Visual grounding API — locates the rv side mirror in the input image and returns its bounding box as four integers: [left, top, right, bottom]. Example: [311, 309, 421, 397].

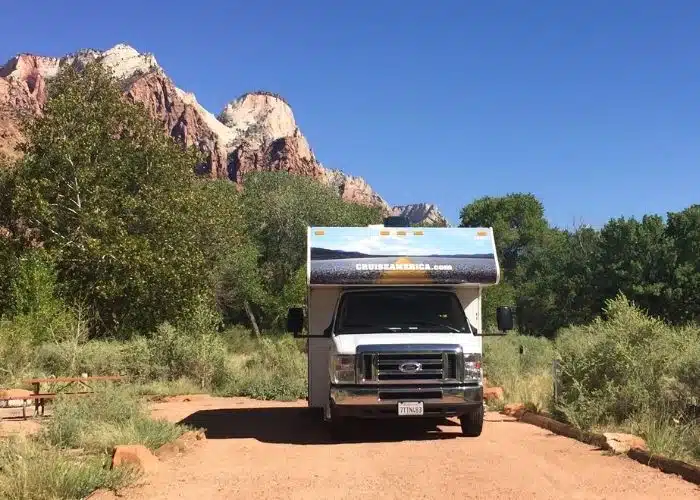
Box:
[496, 306, 514, 332]
[286, 307, 304, 335]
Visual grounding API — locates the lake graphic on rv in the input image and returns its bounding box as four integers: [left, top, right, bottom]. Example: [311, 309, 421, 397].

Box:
[308, 227, 499, 285]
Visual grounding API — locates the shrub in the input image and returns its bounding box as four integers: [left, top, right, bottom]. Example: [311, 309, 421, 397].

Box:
[0, 435, 131, 500]
[147, 322, 230, 390]
[554, 293, 700, 462]
[0, 317, 35, 385]
[42, 386, 185, 454]
[33, 320, 230, 391]
[220, 325, 260, 354]
[219, 336, 307, 401]
[483, 331, 554, 411]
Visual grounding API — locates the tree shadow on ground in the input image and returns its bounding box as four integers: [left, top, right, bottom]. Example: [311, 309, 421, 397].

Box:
[178, 407, 463, 445]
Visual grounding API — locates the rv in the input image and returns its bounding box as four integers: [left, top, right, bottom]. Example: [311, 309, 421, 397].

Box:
[286, 217, 513, 437]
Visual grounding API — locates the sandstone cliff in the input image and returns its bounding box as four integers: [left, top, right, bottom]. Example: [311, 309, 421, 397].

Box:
[0, 43, 445, 224]
[390, 204, 448, 226]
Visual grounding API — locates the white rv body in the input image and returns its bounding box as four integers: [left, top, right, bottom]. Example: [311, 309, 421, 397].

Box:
[287, 223, 511, 437]
[306, 286, 483, 410]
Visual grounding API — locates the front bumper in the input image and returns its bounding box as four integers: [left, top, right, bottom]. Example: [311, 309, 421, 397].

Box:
[330, 384, 483, 418]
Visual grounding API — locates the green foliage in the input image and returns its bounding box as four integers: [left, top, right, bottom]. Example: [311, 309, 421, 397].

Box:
[148, 322, 229, 390]
[0, 166, 19, 315]
[42, 386, 185, 453]
[0, 435, 131, 500]
[459, 193, 549, 276]
[218, 335, 307, 401]
[217, 170, 382, 330]
[12, 61, 211, 336]
[515, 226, 599, 337]
[483, 332, 554, 411]
[458, 194, 700, 335]
[32, 318, 230, 391]
[553, 294, 700, 462]
[0, 236, 17, 316]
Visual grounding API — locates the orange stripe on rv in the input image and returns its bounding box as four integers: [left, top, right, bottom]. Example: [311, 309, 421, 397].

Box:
[314, 230, 325, 236]
[477, 230, 488, 236]
[413, 230, 424, 236]
[379, 230, 390, 236]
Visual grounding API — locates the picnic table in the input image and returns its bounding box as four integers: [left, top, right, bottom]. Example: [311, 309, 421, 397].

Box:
[0, 375, 125, 419]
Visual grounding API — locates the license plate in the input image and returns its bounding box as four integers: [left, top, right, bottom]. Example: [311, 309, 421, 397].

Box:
[397, 401, 424, 416]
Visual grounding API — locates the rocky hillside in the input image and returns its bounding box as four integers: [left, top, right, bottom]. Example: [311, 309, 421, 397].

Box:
[0, 43, 446, 224]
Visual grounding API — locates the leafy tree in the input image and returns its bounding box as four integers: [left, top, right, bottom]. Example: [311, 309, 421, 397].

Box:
[663, 205, 700, 324]
[515, 226, 599, 337]
[193, 179, 248, 282]
[12, 62, 210, 337]
[459, 193, 550, 329]
[216, 238, 267, 337]
[0, 159, 20, 315]
[592, 215, 673, 319]
[224, 171, 382, 330]
[459, 193, 549, 277]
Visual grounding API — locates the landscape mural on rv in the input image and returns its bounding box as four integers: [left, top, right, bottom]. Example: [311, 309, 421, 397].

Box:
[308, 227, 499, 285]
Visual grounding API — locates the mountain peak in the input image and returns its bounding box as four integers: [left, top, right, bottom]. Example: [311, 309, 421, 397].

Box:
[219, 91, 298, 149]
[0, 43, 445, 226]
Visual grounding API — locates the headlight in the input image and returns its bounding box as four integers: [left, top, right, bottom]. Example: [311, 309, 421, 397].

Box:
[330, 354, 356, 384]
[464, 353, 482, 382]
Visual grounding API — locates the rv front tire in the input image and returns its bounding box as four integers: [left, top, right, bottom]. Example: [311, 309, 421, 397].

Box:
[459, 405, 484, 437]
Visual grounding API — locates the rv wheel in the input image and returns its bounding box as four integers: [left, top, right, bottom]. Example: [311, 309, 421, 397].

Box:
[459, 405, 484, 437]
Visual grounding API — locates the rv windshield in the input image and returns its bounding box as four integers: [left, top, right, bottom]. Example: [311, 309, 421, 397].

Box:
[334, 289, 472, 334]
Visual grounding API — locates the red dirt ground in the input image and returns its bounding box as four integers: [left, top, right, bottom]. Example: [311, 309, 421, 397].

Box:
[110, 396, 699, 500]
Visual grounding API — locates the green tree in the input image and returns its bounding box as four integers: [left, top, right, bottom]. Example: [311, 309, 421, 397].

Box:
[0, 158, 20, 315]
[592, 215, 673, 320]
[225, 171, 382, 330]
[516, 225, 599, 337]
[216, 238, 267, 336]
[663, 205, 700, 324]
[12, 62, 210, 337]
[459, 193, 550, 329]
[459, 193, 549, 276]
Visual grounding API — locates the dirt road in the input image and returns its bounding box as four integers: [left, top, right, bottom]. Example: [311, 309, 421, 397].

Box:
[120, 396, 698, 500]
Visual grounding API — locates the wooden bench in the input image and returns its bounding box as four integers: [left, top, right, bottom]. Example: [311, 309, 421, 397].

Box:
[0, 375, 127, 420]
[0, 392, 93, 420]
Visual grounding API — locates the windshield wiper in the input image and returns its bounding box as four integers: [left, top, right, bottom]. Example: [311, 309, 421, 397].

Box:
[399, 321, 464, 333]
[339, 324, 403, 333]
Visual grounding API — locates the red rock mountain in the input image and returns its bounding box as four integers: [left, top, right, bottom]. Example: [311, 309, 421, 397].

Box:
[0, 44, 446, 225]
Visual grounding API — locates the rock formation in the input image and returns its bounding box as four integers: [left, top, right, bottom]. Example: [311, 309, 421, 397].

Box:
[0, 43, 446, 224]
[390, 203, 449, 226]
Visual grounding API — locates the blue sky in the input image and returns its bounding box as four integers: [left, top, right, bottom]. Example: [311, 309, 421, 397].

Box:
[2, 1, 699, 228]
[311, 227, 493, 256]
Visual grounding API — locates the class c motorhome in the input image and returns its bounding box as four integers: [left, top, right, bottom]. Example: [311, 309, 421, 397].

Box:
[286, 218, 514, 438]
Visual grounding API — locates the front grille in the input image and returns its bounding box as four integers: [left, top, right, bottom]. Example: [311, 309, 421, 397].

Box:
[357, 344, 463, 384]
[376, 352, 444, 381]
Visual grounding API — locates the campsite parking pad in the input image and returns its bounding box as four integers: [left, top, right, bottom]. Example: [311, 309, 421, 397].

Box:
[119, 396, 699, 500]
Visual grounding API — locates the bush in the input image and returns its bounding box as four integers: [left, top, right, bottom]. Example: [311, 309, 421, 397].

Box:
[148, 322, 229, 390]
[32, 320, 230, 391]
[554, 293, 700, 462]
[0, 317, 36, 385]
[0, 435, 131, 500]
[483, 331, 554, 411]
[219, 336, 307, 401]
[42, 386, 185, 454]
[220, 325, 261, 355]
